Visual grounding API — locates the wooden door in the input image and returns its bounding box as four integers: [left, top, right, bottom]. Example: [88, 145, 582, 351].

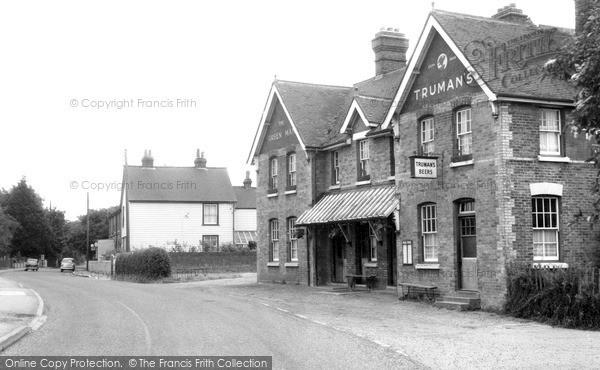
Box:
[459, 215, 477, 290]
[333, 237, 345, 283]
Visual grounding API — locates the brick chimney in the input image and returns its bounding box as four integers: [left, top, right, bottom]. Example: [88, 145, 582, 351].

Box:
[141, 150, 154, 167]
[243, 171, 252, 189]
[575, 0, 594, 33]
[194, 149, 207, 169]
[372, 28, 408, 76]
[492, 3, 534, 25]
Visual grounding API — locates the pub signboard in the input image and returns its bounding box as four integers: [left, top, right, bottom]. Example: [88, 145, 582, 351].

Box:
[410, 155, 438, 178]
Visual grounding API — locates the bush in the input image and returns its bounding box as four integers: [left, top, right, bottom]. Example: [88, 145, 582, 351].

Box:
[248, 241, 257, 250]
[505, 262, 600, 329]
[115, 247, 171, 281]
[101, 249, 121, 261]
[219, 242, 250, 253]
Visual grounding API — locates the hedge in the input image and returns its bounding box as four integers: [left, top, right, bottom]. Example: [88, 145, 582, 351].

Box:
[505, 262, 600, 329]
[115, 247, 171, 280]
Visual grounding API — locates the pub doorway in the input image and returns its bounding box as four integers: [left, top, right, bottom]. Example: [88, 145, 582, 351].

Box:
[457, 199, 477, 290]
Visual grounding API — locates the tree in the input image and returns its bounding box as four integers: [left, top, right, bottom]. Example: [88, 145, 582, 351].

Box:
[45, 206, 67, 260]
[0, 178, 53, 259]
[546, 1, 600, 225]
[63, 206, 118, 258]
[546, 0, 600, 141]
[0, 206, 19, 255]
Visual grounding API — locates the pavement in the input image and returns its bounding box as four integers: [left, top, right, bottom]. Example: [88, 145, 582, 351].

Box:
[0, 268, 45, 352]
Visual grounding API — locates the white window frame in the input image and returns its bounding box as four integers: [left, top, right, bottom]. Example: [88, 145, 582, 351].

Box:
[359, 140, 370, 178]
[270, 157, 278, 190]
[369, 227, 378, 262]
[270, 219, 280, 262]
[532, 197, 559, 261]
[456, 108, 472, 156]
[540, 109, 562, 156]
[288, 218, 298, 262]
[333, 151, 340, 185]
[203, 204, 218, 225]
[288, 153, 296, 187]
[421, 117, 435, 155]
[421, 204, 438, 262]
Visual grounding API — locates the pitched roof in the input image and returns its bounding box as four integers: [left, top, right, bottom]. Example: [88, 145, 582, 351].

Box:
[274, 80, 352, 147]
[324, 68, 405, 145]
[233, 186, 256, 209]
[125, 166, 237, 202]
[355, 67, 405, 125]
[432, 9, 576, 101]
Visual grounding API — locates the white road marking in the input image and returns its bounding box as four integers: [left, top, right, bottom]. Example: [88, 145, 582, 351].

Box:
[373, 340, 390, 348]
[30, 316, 47, 331]
[0, 291, 26, 296]
[119, 302, 152, 353]
[257, 301, 412, 359]
[29, 288, 46, 331]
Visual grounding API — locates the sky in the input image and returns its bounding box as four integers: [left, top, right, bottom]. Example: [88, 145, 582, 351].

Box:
[0, 0, 575, 220]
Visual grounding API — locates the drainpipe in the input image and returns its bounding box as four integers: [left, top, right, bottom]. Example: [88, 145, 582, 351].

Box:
[308, 149, 319, 286]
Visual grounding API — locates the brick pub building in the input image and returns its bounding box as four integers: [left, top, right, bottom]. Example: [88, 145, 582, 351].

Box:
[249, 2, 599, 309]
[248, 28, 406, 287]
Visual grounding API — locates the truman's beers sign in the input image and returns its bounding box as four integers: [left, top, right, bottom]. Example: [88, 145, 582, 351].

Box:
[410, 156, 438, 178]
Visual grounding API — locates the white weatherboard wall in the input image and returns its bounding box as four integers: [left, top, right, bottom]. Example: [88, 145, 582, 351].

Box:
[128, 202, 234, 249]
[234, 209, 257, 231]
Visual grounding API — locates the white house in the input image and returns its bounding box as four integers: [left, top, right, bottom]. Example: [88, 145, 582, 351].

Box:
[119, 150, 241, 251]
[233, 171, 257, 247]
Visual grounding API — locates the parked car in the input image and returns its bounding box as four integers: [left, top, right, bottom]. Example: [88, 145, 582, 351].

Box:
[25, 258, 39, 271]
[60, 258, 75, 272]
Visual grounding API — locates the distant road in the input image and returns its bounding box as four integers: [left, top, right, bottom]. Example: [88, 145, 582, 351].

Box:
[2, 269, 416, 369]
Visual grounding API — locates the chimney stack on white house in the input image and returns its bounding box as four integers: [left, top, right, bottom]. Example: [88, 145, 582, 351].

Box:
[141, 150, 154, 167]
[491, 3, 534, 25]
[243, 170, 252, 189]
[371, 27, 409, 76]
[194, 149, 207, 169]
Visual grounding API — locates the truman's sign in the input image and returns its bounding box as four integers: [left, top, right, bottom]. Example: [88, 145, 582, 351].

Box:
[403, 33, 481, 112]
[410, 156, 438, 178]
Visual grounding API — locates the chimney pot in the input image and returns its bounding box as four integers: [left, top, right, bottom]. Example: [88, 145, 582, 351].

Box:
[194, 150, 207, 169]
[141, 149, 154, 167]
[243, 171, 252, 188]
[492, 3, 533, 25]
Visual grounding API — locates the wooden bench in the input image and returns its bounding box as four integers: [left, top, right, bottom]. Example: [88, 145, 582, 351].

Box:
[345, 275, 377, 291]
[397, 283, 437, 301]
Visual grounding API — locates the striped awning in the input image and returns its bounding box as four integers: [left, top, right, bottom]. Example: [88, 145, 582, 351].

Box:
[296, 185, 398, 225]
[234, 231, 257, 245]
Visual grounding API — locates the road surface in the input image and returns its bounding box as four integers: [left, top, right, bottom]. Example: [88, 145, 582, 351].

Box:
[1, 269, 419, 369]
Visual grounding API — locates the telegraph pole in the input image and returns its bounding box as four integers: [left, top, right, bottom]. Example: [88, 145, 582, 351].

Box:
[86, 192, 90, 271]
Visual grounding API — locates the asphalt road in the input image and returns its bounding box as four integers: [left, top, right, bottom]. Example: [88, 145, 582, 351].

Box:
[1, 269, 418, 369]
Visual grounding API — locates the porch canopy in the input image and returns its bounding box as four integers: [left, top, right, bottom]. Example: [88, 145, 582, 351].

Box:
[296, 185, 398, 226]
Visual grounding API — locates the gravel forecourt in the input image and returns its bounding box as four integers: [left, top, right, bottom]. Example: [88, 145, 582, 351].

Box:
[178, 274, 600, 369]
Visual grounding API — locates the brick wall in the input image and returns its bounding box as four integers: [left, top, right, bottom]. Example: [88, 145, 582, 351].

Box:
[396, 93, 504, 308]
[504, 103, 597, 266]
[396, 97, 600, 309]
[256, 143, 313, 285]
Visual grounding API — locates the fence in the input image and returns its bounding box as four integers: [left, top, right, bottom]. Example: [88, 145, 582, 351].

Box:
[505, 262, 600, 329]
[506, 263, 600, 296]
[88, 260, 113, 274]
[0, 256, 10, 270]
